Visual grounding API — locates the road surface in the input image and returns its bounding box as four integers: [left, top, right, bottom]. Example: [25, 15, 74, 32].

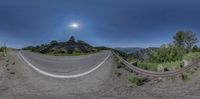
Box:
[0, 50, 113, 96]
[19, 51, 111, 78]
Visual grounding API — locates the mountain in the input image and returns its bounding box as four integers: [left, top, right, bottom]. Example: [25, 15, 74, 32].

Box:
[23, 36, 98, 54]
[130, 47, 159, 61]
[115, 47, 143, 54]
[95, 46, 111, 50]
[114, 47, 159, 61]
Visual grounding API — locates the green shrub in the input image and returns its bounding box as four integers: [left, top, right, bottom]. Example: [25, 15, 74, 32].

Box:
[0, 47, 3, 52]
[148, 44, 186, 63]
[116, 62, 126, 69]
[183, 52, 200, 62]
[190, 70, 195, 75]
[12, 62, 15, 65]
[194, 67, 198, 71]
[181, 74, 190, 82]
[116, 64, 122, 69]
[136, 31, 199, 71]
[129, 76, 146, 86]
[124, 65, 133, 73]
[162, 61, 182, 70]
[114, 70, 121, 77]
[138, 62, 158, 71]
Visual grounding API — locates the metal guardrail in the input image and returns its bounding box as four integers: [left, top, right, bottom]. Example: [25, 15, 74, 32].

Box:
[113, 52, 200, 77]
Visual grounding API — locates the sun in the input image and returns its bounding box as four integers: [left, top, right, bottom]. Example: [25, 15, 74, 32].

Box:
[69, 23, 79, 28]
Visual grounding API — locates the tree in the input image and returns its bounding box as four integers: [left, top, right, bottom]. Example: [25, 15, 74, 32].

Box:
[148, 44, 186, 63]
[192, 45, 199, 52]
[173, 31, 185, 48]
[184, 31, 198, 52]
[147, 31, 198, 63]
[173, 31, 198, 52]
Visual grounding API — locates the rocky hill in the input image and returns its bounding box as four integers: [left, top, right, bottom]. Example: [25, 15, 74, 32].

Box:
[23, 36, 98, 54]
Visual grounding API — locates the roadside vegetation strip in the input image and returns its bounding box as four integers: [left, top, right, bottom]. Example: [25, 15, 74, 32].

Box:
[113, 52, 200, 77]
[18, 51, 111, 79]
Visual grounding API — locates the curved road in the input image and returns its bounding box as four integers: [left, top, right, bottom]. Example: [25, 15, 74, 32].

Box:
[114, 52, 200, 77]
[19, 51, 111, 78]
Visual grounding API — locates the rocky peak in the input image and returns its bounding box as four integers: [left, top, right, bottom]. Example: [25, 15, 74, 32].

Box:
[67, 36, 76, 44]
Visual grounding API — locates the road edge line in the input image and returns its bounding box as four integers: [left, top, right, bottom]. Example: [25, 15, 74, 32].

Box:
[19, 51, 110, 79]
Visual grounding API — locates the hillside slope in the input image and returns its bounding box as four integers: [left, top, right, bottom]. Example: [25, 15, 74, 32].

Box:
[23, 36, 98, 55]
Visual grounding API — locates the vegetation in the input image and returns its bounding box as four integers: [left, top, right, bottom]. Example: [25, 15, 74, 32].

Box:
[125, 31, 200, 72]
[114, 69, 121, 77]
[181, 73, 190, 82]
[138, 62, 158, 71]
[149, 31, 198, 63]
[116, 62, 123, 69]
[0, 47, 3, 52]
[173, 31, 198, 52]
[113, 31, 199, 85]
[150, 31, 198, 62]
[23, 36, 99, 56]
[183, 52, 200, 62]
[0, 46, 7, 56]
[113, 55, 123, 77]
[138, 50, 200, 71]
[129, 76, 147, 86]
[148, 44, 186, 63]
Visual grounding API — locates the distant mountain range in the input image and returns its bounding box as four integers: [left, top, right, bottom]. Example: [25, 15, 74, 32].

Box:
[23, 36, 99, 54]
[115, 47, 159, 54]
[23, 36, 159, 59]
[115, 47, 159, 61]
[115, 47, 143, 54]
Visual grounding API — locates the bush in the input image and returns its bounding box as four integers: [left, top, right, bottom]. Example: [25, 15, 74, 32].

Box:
[129, 76, 147, 86]
[0, 47, 3, 52]
[117, 64, 122, 69]
[183, 52, 200, 62]
[148, 44, 186, 63]
[162, 61, 182, 70]
[117, 62, 125, 69]
[181, 74, 190, 82]
[124, 65, 133, 73]
[138, 62, 158, 71]
[114, 70, 121, 77]
[0, 47, 6, 52]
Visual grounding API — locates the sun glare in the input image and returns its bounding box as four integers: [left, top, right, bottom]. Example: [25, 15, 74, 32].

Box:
[69, 23, 79, 28]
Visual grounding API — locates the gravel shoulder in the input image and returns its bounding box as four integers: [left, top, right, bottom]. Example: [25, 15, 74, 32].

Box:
[1, 51, 200, 99]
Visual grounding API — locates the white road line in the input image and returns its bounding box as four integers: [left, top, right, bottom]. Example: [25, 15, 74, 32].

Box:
[19, 51, 110, 79]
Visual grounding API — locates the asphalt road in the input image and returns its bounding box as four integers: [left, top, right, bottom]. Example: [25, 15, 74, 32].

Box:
[20, 51, 111, 75]
[0, 50, 114, 97]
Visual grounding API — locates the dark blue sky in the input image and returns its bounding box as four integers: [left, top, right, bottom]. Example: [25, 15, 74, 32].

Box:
[0, 0, 200, 48]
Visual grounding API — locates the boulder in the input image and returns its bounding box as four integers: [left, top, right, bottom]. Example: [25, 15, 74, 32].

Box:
[157, 64, 164, 72]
